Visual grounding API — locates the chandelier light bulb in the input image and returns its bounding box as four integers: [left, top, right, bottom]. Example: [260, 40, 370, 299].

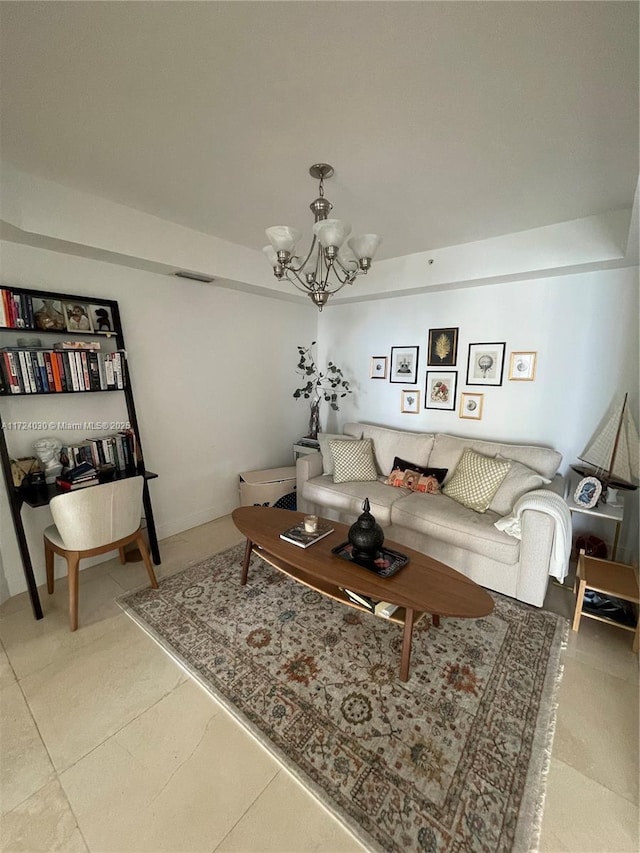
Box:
[312, 219, 351, 251]
[265, 225, 302, 254]
[347, 234, 382, 263]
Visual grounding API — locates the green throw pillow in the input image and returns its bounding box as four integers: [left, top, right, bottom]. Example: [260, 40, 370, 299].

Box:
[442, 447, 511, 512]
[330, 438, 378, 484]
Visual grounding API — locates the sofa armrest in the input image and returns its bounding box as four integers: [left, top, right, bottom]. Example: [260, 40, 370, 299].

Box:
[296, 451, 323, 484]
[296, 452, 323, 514]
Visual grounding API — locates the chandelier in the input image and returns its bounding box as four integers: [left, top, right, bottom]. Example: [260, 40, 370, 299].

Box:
[263, 164, 382, 311]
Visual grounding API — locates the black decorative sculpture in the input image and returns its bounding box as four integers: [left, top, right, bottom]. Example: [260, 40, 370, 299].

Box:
[348, 498, 384, 560]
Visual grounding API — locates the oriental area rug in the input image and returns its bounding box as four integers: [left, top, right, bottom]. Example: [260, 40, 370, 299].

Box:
[118, 544, 568, 853]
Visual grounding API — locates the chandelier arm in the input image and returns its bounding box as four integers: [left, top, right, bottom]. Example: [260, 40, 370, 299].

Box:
[289, 234, 319, 274]
[283, 269, 314, 293]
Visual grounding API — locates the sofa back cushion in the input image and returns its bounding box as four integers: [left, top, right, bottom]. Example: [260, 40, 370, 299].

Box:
[488, 459, 552, 516]
[342, 422, 435, 475]
[318, 431, 361, 475]
[430, 433, 561, 481]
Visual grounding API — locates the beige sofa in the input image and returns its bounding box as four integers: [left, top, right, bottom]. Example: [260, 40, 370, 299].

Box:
[296, 422, 564, 607]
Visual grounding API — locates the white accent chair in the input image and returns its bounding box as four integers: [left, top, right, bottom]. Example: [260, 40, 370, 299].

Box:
[44, 476, 158, 631]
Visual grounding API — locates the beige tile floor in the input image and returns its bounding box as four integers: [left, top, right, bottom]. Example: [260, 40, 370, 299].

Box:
[0, 515, 638, 852]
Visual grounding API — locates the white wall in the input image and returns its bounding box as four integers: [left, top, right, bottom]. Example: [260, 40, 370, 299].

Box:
[318, 267, 640, 562]
[0, 241, 317, 598]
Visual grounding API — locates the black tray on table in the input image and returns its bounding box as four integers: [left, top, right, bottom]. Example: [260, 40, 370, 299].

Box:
[331, 542, 409, 578]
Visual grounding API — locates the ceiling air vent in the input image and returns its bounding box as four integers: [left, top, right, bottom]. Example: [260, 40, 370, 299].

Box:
[173, 270, 215, 284]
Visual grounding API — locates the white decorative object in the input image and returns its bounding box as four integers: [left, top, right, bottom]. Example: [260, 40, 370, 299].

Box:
[33, 437, 63, 484]
[573, 476, 602, 509]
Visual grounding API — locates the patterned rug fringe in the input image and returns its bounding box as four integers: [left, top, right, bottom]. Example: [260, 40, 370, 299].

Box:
[118, 543, 568, 853]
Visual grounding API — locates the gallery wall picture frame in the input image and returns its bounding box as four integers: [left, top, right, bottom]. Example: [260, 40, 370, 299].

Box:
[401, 389, 421, 414]
[370, 356, 388, 379]
[509, 351, 537, 381]
[459, 392, 484, 420]
[425, 370, 457, 411]
[427, 327, 458, 366]
[466, 342, 506, 386]
[63, 301, 93, 333]
[390, 346, 419, 384]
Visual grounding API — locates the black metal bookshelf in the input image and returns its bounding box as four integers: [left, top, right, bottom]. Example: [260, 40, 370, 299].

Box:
[0, 285, 161, 620]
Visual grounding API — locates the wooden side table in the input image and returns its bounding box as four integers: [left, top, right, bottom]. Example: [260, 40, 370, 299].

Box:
[572, 550, 639, 652]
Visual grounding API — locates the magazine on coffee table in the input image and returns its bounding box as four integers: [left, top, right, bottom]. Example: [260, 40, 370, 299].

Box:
[280, 522, 334, 548]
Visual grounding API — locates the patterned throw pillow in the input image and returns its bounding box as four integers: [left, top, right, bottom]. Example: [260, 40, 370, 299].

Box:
[330, 438, 378, 484]
[387, 456, 448, 484]
[442, 448, 511, 512]
[386, 467, 442, 494]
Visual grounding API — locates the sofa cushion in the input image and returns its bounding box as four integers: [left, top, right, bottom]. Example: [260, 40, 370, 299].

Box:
[430, 433, 562, 481]
[390, 491, 519, 565]
[442, 448, 511, 512]
[318, 432, 360, 475]
[389, 456, 448, 484]
[303, 475, 402, 526]
[330, 438, 378, 484]
[342, 422, 435, 475]
[489, 458, 552, 516]
[386, 467, 441, 494]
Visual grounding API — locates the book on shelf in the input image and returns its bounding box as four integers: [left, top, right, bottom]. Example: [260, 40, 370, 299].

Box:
[374, 601, 399, 619]
[0, 345, 126, 394]
[342, 588, 376, 610]
[53, 341, 102, 351]
[296, 437, 320, 448]
[60, 430, 137, 474]
[55, 475, 99, 490]
[279, 521, 334, 548]
[341, 589, 399, 619]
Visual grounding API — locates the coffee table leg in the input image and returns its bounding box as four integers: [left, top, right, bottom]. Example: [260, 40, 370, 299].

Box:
[241, 538, 253, 585]
[400, 607, 415, 682]
[432, 614, 440, 627]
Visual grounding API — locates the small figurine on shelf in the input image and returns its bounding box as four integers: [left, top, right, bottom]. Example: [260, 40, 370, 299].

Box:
[33, 437, 63, 484]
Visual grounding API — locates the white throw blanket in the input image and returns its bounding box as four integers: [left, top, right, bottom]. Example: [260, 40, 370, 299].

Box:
[494, 489, 572, 582]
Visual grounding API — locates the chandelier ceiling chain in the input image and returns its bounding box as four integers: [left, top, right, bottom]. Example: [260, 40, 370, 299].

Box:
[263, 163, 382, 311]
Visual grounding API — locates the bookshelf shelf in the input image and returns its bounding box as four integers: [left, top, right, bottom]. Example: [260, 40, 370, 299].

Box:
[0, 285, 161, 620]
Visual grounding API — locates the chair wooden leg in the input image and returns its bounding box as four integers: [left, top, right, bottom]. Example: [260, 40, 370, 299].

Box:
[119, 547, 127, 565]
[137, 535, 159, 589]
[45, 538, 55, 594]
[67, 553, 80, 632]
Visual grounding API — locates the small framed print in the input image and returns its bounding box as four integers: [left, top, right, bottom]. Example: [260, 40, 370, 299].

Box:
[88, 304, 115, 335]
[459, 392, 484, 420]
[425, 370, 457, 411]
[466, 342, 506, 386]
[63, 302, 93, 333]
[370, 356, 388, 379]
[427, 327, 458, 366]
[401, 389, 420, 414]
[573, 476, 602, 509]
[390, 346, 419, 384]
[509, 351, 537, 381]
[33, 298, 66, 331]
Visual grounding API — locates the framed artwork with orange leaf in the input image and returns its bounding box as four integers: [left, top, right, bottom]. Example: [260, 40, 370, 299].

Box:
[427, 327, 458, 366]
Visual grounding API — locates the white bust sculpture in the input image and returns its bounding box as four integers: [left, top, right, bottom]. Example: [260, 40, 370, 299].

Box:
[33, 437, 63, 484]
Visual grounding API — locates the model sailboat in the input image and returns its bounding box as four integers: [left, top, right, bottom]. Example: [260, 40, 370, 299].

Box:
[571, 393, 639, 490]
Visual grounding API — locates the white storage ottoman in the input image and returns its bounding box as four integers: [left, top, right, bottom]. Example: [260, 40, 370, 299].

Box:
[239, 466, 296, 507]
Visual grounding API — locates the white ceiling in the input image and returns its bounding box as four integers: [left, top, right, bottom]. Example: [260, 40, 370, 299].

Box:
[1, 1, 638, 262]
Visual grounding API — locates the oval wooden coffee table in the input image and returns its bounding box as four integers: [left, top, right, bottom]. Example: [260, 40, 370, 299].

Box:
[232, 506, 494, 682]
